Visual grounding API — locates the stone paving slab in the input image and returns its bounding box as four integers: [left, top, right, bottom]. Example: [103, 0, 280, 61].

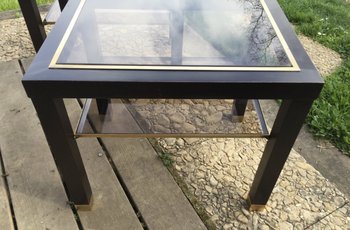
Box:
[158, 138, 350, 229]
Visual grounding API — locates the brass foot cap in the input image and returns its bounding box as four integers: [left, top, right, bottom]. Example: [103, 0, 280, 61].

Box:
[232, 115, 244, 123]
[249, 204, 266, 212]
[246, 196, 266, 212]
[75, 196, 93, 211]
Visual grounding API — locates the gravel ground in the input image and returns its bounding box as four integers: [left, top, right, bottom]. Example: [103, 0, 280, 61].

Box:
[158, 137, 350, 229]
[0, 15, 347, 230]
[0, 17, 36, 62]
[125, 99, 261, 135]
[0, 16, 53, 62]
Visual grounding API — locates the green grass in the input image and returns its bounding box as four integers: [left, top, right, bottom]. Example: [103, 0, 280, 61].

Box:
[158, 151, 174, 167]
[0, 0, 53, 12]
[278, 0, 350, 155]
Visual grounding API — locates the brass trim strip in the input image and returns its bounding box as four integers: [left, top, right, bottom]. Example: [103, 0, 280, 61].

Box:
[49, 0, 87, 68]
[74, 133, 269, 138]
[52, 64, 299, 71]
[75, 196, 93, 211]
[259, 0, 300, 71]
[49, 0, 300, 72]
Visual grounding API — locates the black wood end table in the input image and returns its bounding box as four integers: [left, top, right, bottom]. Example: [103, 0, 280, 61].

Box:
[22, 0, 323, 211]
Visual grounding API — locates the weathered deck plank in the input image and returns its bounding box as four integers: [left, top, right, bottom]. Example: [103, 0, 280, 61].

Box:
[100, 101, 206, 230]
[0, 60, 79, 229]
[0, 156, 14, 230]
[65, 99, 143, 230]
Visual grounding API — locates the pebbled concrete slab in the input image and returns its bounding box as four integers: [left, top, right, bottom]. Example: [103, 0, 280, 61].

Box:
[158, 136, 350, 229]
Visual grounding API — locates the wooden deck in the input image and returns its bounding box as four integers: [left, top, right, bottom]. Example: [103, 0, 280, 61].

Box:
[0, 58, 206, 229]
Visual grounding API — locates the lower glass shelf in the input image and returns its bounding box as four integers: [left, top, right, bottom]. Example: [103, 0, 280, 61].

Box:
[75, 98, 269, 138]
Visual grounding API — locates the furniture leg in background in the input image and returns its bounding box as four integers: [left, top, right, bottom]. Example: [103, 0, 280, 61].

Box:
[58, 0, 68, 10]
[232, 99, 248, 122]
[18, 0, 46, 52]
[19, 0, 69, 52]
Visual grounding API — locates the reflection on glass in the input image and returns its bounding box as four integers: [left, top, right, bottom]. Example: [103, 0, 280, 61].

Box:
[57, 0, 292, 67]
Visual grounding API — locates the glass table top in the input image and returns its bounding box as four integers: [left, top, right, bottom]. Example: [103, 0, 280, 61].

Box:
[50, 0, 299, 71]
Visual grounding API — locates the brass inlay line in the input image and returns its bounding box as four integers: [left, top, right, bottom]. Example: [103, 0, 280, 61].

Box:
[49, 0, 87, 68]
[49, 0, 300, 72]
[74, 133, 269, 138]
[259, 0, 300, 71]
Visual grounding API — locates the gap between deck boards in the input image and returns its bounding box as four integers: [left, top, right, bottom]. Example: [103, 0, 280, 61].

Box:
[0, 148, 16, 230]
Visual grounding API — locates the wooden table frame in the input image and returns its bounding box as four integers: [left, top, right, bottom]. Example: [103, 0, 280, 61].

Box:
[22, 0, 323, 210]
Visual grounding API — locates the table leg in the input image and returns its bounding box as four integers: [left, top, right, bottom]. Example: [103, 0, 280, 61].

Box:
[31, 97, 92, 207]
[58, 0, 68, 10]
[232, 99, 248, 122]
[247, 99, 313, 211]
[96, 98, 111, 115]
[18, 0, 46, 52]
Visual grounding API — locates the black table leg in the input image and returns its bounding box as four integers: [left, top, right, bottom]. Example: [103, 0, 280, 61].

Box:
[58, 0, 68, 10]
[18, 0, 46, 52]
[232, 99, 248, 122]
[32, 97, 92, 207]
[96, 98, 111, 115]
[248, 99, 313, 210]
